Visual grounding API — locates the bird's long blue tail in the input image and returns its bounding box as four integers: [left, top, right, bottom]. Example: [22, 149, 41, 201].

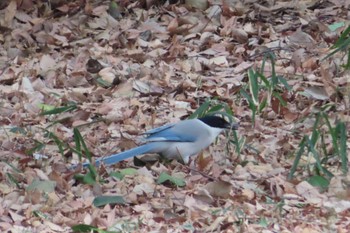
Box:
[82, 143, 156, 168]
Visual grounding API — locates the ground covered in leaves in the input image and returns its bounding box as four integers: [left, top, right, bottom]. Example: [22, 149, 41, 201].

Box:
[0, 0, 349, 232]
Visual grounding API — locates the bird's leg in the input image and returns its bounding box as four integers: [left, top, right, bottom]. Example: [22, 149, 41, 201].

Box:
[175, 146, 187, 164]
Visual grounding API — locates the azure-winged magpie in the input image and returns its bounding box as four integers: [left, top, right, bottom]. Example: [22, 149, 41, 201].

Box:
[80, 115, 238, 167]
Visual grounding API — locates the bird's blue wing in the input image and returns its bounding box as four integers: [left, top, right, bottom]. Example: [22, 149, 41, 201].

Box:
[145, 126, 197, 142]
[143, 123, 176, 135]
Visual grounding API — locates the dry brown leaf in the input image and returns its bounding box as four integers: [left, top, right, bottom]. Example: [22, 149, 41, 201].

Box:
[291, 48, 306, 70]
[99, 67, 117, 84]
[296, 181, 327, 205]
[204, 180, 232, 198]
[4, 0, 16, 27]
[231, 28, 248, 43]
[207, 216, 227, 231]
[302, 57, 318, 70]
[40, 55, 56, 73]
[304, 86, 329, 100]
[167, 18, 179, 34]
[185, 0, 208, 10]
[209, 56, 229, 67]
[288, 28, 315, 49]
[242, 188, 255, 200]
[320, 65, 337, 97]
[184, 195, 209, 211]
[0, 0, 348, 231]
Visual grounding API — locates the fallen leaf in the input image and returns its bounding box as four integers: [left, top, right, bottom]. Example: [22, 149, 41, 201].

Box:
[204, 180, 232, 198]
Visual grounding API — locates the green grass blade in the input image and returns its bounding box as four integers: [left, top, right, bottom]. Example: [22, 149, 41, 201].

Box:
[223, 103, 234, 116]
[307, 137, 326, 175]
[267, 54, 278, 87]
[4, 161, 23, 173]
[6, 173, 21, 188]
[240, 88, 254, 106]
[26, 140, 45, 155]
[231, 131, 245, 154]
[310, 114, 321, 143]
[331, 25, 350, 49]
[277, 76, 292, 91]
[342, 49, 350, 70]
[272, 92, 287, 107]
[323, 36, 350, 60]
[73, 128, 92, 161]
[40, 104, 77, 115]
[258, 96, 267, 113]
[73, 128, 82, 160]
[240, 88, 257, 123]
[207, 104, 225, 113]
[189, 99, 211, 118]
[43, 130, 66, 156]
[261, 54, 266, 73]
[257, 72, 270, 88]
[248, 68, 259, 105]
[336, 122, 348, 174]
[320, 134, 328, 160]
[322, 113, 340, 156]
[288, 136, 307, 180]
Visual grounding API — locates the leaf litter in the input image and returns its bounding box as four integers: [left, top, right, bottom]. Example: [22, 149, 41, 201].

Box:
[0, 0, 349, 232]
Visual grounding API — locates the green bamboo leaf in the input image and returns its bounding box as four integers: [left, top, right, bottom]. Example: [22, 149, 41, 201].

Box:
[26, 179, 56, 193]
[72, 224, 97, 233]
[93, 195, 125, 207]
[307, 175, 330, 189]
[157, 172, 186, 187]
[328, 22, 345, 32]
[109, 171, 124, 180]
[120, 168, 138, 176]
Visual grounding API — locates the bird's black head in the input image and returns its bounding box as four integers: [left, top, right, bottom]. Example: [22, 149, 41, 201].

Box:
[198, 115, 239, 130]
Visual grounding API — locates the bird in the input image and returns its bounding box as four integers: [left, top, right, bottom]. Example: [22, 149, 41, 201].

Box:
[80, 115, 239, 168]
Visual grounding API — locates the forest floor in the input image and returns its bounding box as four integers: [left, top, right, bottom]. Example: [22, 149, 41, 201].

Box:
[0, 0, 349, 232]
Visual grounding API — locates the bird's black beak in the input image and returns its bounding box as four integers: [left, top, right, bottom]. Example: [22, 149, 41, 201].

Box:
[226, 122, 239, 130]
